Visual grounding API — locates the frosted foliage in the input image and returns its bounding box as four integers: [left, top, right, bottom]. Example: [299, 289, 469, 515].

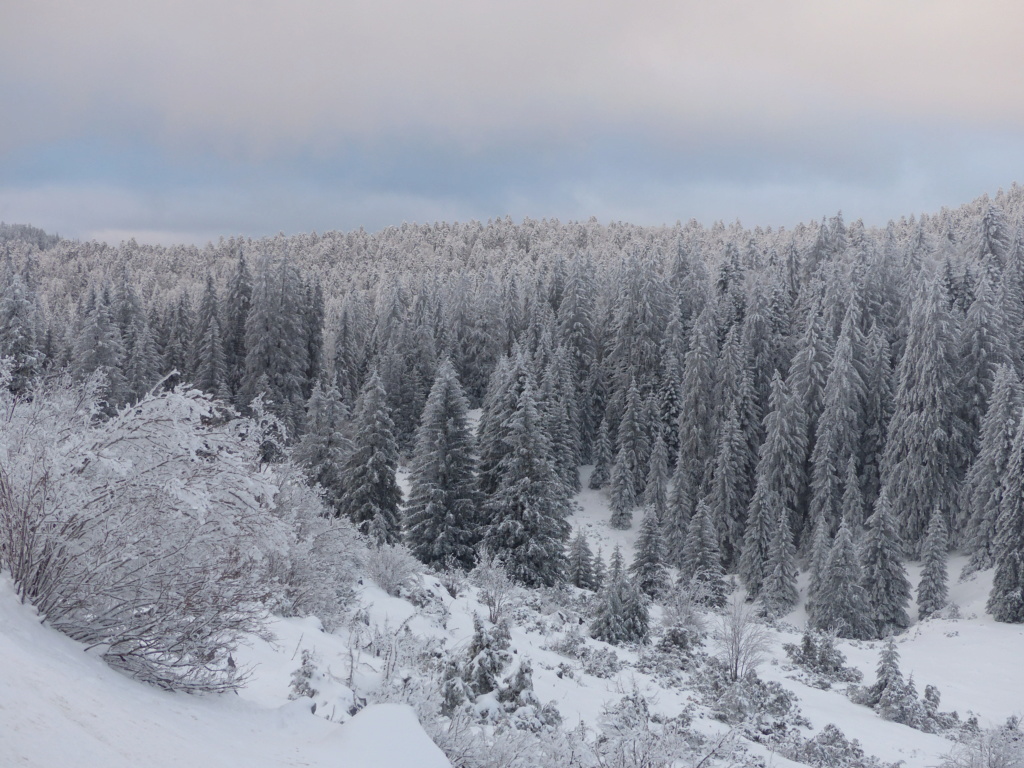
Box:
[0, 377, 288, 691]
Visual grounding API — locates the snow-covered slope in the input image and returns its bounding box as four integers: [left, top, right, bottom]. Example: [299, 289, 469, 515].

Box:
[0, 576, 450, 768]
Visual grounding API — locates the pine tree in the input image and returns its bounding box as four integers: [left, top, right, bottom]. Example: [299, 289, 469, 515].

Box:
[222, 251, 252, 401]
[740, 372, 807, 597]
[962, 364, 1022, 571]
[293, 380, 351, 516]
[337, 371, 403, 544]
[481, 374, 571, 587]
[917, 505, 949, 620]
[882, 280, 968, 556]
[987, 417, 1024, 623]
[679, 500, 726, 605]
[643, 429, 670, 522]
[860, 489, 911, 637]
[591, 546, 649, 645]
[567, 530, 598, 591]
[588, 416, 614, 490]
[811, 519, 874, 639]
[629, 508, 667, 597]
[809, 306, 865, 542]
[760, 503, 799, 617]
[609, 377, 648, 529]
[405, 360, 480, 570]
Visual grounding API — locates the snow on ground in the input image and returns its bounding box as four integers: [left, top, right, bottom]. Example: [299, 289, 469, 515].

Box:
[0, 576, 450, 768]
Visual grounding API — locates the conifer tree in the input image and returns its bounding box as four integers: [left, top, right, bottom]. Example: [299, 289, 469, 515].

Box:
[679, 500, 726, 606]
[189, 275, 220, 378]
[609, 377, 648, 529]
[809, 306, 865, 541]
[643, 429, 670, 522]
[860, 489, 911, 637]
[708, 402, 748, 568]
[864, 636, 904, 710]
[124, 314, 161, 402]
[740, 372, 807, 596]
[959, 276, 1010, 455]
[466, 614, 511, 696]
[541, 345, 582, 493]
[481, 375, 571, 587]
[337, 371, 403, 544]
[592, 546, 607, 591]
[760, 503, 799, 617]
[0, 271, 44, 393]
[840, 457, 865, 532]
[882, 280, 968, 555]
[591, 546, 649, 645]
[222, 252, 252, 401]
[917, 506, 949, 620]
[859, 323, 894, 510]
[987, 417, 1024, 623]
[72, 296, 126, 411]
[588, 415, 614, 490]
[811, 519, 874, 639]
[405, 360, 480, 570]
[567, 530, 598, 591]
[962, 364, 1022, 570]
[193, 312, 228, 396]
[293, 380, 351, 516]
[629, 508, 667, 597]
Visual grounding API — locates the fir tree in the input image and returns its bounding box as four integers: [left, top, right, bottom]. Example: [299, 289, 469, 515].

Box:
[193, 312, 228, 396]
[71, 296, 126, 411]
[987, 417, 1024, 623]
[917, 505, 949, 620]
[337, 371, 403, 544]
[860, 323, 894, 511]
[481, 374, 571, 587]
[609, 377, 648, 529]
[864, 636, 904, 709]
[404, 360, 480, 570]
[812, 519, 874, 639]
[567, 530, 598, 591]
[590, 546, 649, 645]
[760, 501, 799, 618]
[740, 372, 807, 596]
[708, 402, 748, 569]
[588, 416, 614, 490]
[860, 489, 911, 638]
[0, 271, 44, 393]
[629, 508, 667, 597]
[643, 429, 670, 522]
[962, 364, 1022, 571]
[466, 614, 511, 696]
[679, 500, 726, 606]
[293, 380, 351, 516]
[222, 252, 252, 401]
[124, 314, 161, 402]
[882, 280, 969, 556]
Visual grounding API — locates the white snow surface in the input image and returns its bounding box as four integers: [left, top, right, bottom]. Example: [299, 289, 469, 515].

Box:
[4, 465, 1024, 768]
[0, 575, 450, 768]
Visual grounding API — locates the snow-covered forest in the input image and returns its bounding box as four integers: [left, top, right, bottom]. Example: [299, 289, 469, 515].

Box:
[3, 187, 1024, 767]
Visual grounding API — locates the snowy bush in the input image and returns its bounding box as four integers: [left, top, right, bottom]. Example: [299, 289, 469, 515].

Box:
[713, 595, 771, 682]
[0, 378, 285, 691]
[363, 542, 425, 599]
[470, 550, 519, 624]
[940, 717, 1024, 768]
[784, 630, 863, 688]
[694, 656, 808, 737]
[778, 723, 901, 768]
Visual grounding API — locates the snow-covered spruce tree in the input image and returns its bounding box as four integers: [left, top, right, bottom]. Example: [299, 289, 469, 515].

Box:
[222, 251, 252, 402]
[588, 415, 614, 490]
[962, 364, 1022, 571]
[71, 294, 127, 412]
[708, 401, 749, 570]
[189, 275, 219, 380]
[808, 306, 865, 543]
[541, 345, 582, 493]
[839, 457, 865, 532]
[0, 270, 44, 394]
[465, 613, 512, 697]
[567, 529, 598, 591]
[760, 502, 799, 618]
[740, 371, 807, 597]
[591, 546, 649, 645]
[679, 499, 726, 606]
[404, 360, 480, 570]
[881, 279, 968, 556]
[336, 370, 403, 544]
[860, 636, 904, 709]
[958, 275, 1010, 457]
[629, 507, 667, 597]
[917, 505, 949, 620]
[860, 488, 911, 638]
[859, 322, 894, 512]
[193, 310, 229, 398]
[481, 374, 571, 587]
[609, 377, 648, 529]
[987, 416, 1024, 623]
[643, 429, 669, 522]
[292, 379, 351, 517]
[811, 518, 874, 639]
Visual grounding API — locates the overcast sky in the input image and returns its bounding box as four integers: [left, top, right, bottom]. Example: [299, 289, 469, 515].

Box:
[2, 1, 1023, 245]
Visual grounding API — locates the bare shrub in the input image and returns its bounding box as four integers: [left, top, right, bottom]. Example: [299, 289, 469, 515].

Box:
[363, 542, 424, 598]
[469, 550, 518, 624]
[941, 718, 1024, 768]
[713, 596, 772, 682]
